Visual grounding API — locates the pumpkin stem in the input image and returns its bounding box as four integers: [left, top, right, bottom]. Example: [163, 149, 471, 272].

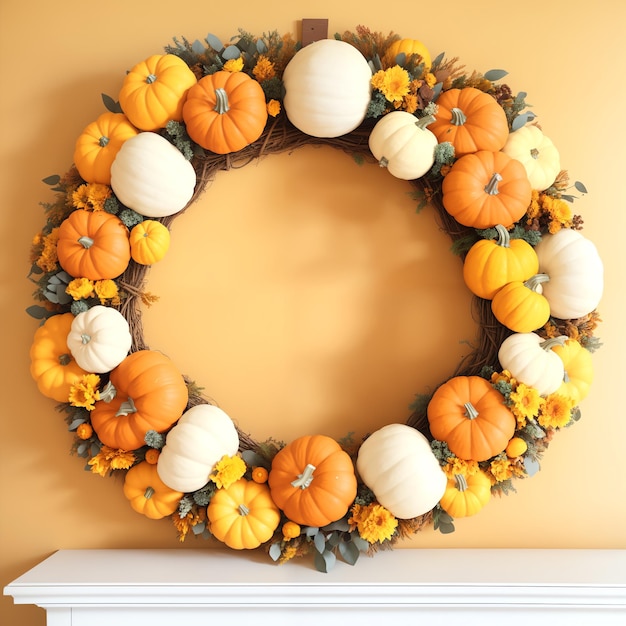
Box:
[145, 73, 157, 84]
[450, 107, 467, 126]
[116, 396, 137, 417]
[524, 273, 550, 293]
[530, 147, 539, 159]
[379, 156, 390, 169]
[540, 336, 568, 351]
[454, 474, 468, 492]
[81, 333, 92, 345]
[99, 135, 110, 148]
[415, 114, 436, 130]
[484, 173, 503, 195]
[78, 236, 94, 249]
[463, 402, 479, 420]
[99, 381, 117, 402]
[144, 486, 155, 500]
[214, 88, 230, 114]
[494, 224, 511, 248]
[58, 353, 72, 366]
[238, 504, 250, 516]
[291, 463, 316, 490]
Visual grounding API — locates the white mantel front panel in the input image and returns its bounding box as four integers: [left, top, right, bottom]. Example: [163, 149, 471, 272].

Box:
[5, 548, 626, 625]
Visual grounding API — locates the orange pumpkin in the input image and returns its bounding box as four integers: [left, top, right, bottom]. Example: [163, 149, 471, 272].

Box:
[491, 274, 551, 333]
[123, 461, 183, 519]
[268, 435, 357, 527]
[463, 224, 539, 300]
[73, 112, 139, 184]
[90, 350, 188, 450]
[429, 87, 509, 157]
[427, 376, 516, 462]
[118, 54, 197, 131]
[29, 313, 89, 402]
[57, 209, 131, 280]
[442, 150, 532, 229]
[182, 71, 268, 154]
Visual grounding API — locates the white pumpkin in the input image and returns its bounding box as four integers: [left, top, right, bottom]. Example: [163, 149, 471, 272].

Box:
[534, 228, 603, 319]
[157, 404, 239, 493]
[282, 39, 372, 138]
[110, 132, 196, 218]
[67, 305, 132, 373]
[502, 124, 561, 191]
[356, 423, 446, 519]
[368, 112, 437, 180]
[498, 332, 566, 396]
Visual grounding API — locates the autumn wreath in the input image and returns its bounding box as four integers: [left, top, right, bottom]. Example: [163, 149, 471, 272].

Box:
[28, 24, 603, 572]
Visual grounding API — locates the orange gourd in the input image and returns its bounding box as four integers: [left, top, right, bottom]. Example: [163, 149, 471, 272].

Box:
[429, 87, 509, 157]
[90, 350, 188, 450]
[442, 150, 532, 229]
[73, 112, 139, 184]
[463, 224, 539, 300]
[491, 274, 551, 333]
[427, 376, 516, 461]
[118, 54, 197, 131]
[182, 71, 268, 154]
[123, 461, 183, 519]
[207, 478, 281, 550]
[268, 434, 357, 527]
[29, 313, 89, 403]
[57, 209, 131, 280]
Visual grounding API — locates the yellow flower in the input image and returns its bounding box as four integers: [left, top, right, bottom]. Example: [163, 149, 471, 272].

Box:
[267, 99, 281, 117]
[510, 383, 543, 421]
[86, 183, 111, 210]
[223, 57, 244, 72]
[253, 55, 276, 81]
[68, 374, 101, 411]
[489, 458, 514, 483]
[538, 394, 574, 429]
[490, 369, 516, 386]
[349, 503, 398, 544]
[425, 72, 437, 88]
[402, 94, 418, 114]
[278, 544, 298, 564]
[35, 228, 60, 272]
[210, 454, 247, 489]
[173, 508, 205, 542]
[94, 279, 119, 304]
[72, 184, 91, 209]
[443, 457, 479, 479]
[66, 277, 95, 300]
[88, 446, 134, 476]
[372, 65, 411, 103]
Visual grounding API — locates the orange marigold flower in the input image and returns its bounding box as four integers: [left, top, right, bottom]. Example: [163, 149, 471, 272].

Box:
[267, 99, 281, 117]
[253, 55, 276, 82]
[76, 423, 93, 440]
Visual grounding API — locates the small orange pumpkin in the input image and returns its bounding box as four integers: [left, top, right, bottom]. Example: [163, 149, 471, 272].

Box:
[491, 274, 551, 333]
[123, 461, 183, 519]
[427, 376, 516, 462]
[73, 112, 139, 184]
[129, 220, 171, 265]
[442, 150, 532, 229]
[90, 350, 188, 450]
[182, 71, 268, 154]
[429, 87, 509, 157]
[29, 313, 89, 402]
[118, 54, 197, 131]
[57, 209, 131, 280]
[268, 434, 357, 527]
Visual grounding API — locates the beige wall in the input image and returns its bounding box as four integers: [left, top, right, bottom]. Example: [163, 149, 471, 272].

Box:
[2, 1, 624, 624]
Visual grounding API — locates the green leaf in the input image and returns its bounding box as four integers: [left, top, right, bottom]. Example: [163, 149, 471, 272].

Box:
[314, 531, 326, 553]
[574, 181, 588, 194]
[191, 520, 206, 535]
[206, 33, 223, 52]
[524, 456, 541, 476]
[191, 39, 205, 55]
[101, 93, 122, 113]
[304, 526, 319, 537]
[327, 532, 341, 548]
[323, 519, 350, 532]
[268, 542, 282, 561]
[483, 69, 508, 81]
[222, 44, 241, 60]
[42, 174, 61, 186]
[25, 305, 53, 320]
[511, 111, 536, 131]
[314, 549, 336, 573]
[351, 534, 370, 552]
[338, 539, 360, 566]
[256, 39, 268, 54]
[241, 449, 268, 469]
[68, 418, 86, 430]
[431, 51, 445, 68]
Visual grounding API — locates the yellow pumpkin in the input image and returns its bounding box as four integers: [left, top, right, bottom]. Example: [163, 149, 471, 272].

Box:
[207, 479, 280, 550]
[129, 220, 171, 265]
[491, 275, 551, 333]
[439, 470, 492, 518]
[383, 38, 432, 70]
[552, 339, 594, 404]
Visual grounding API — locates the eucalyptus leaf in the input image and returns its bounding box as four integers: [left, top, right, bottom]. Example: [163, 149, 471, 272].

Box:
[269, 542, 282, 561]
[524, 456, 541, 477]
[42, 174, 61, 186]
[90, 443, 101, 457]
[222, 45, 241, 60]
[256, 39, 268, 54]
[338, 540, 360, 566]
[483, 69, 508, 81]
[351, 534, 370, 552]
[191, 39, 206, 55]
[314, 531, 326, 553]
[314, 549, 336, 573]
[305, 526, 319, 537]
[101, 93, 122, 113]
[206, 33, 223, 52]
[68, 418, 86, 430]
[191, 521, 206, 535]
[323, 519, 349, 532]
[438, 522, 456, 534]
[76, 442, 88, 456]
[515, 91, 527, 102]
[560, 194, 575, 203]
[25, 305, 53, 320]
[512, 111, 536, 131]
[431, 82, 443, 101]
[574, 181, 588, 194]
[327, 532, 341, 548]
[432, 51, 445, 68]
[394, 52, 407, 66]
[241, 449, 268, 468]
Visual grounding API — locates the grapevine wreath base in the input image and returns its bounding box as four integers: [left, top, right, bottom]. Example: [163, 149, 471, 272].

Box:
[28, 25, 604, 572]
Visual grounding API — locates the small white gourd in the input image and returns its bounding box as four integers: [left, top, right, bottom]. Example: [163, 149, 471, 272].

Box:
[67, 305, 132, 373]
[110, 132, 196, 218]
[356, 423, 446, 519]
[368, 111, 437, 180]
[157, 404, 239, 493]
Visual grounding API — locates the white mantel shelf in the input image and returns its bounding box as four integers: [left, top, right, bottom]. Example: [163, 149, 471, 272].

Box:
[5, 548, 626, 625]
